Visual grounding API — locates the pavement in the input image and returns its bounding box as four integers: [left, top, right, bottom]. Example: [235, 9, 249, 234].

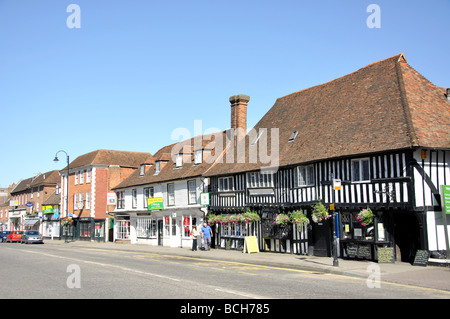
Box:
[43, 239, 450, 294]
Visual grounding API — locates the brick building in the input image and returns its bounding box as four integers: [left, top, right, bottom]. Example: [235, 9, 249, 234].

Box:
[58, 149, 152, 241]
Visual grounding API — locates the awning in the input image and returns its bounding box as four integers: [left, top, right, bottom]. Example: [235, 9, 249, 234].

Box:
[21, 219, 39, 226]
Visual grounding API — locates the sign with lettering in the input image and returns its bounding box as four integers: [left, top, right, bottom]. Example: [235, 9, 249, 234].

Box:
[442, 185, 450, 215]
[42, 205, 54, 214]
[147, 197, 163, 211]
[413, 250, 429, 267]
[243, 236, 259, 254]
[377, 247, 395, 263]
[200, 193, 210, 206]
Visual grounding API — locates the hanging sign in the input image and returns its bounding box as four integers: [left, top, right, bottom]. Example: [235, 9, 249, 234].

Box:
[107, 193, 117, 206]
[42, 206, 54, 214]
[147, 197, 163, 211]
[26, 202, 34, 207]
[200, 193, 210, 206]
[442, 185, 450, 215]
[333, 179, 342, 191]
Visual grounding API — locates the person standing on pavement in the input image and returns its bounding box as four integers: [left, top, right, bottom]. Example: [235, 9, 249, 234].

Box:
[190, 226, 198, 251]
[200, 222, 213, 251]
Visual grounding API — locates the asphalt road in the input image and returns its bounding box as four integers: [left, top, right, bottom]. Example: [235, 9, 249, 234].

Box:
[1, 242, 449, 302]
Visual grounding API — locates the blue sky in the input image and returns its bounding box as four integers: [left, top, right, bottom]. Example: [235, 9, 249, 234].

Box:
[0, 0, 449, 187]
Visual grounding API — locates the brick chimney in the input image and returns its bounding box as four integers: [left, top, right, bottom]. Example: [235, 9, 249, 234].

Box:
[229, 94, 250, 140]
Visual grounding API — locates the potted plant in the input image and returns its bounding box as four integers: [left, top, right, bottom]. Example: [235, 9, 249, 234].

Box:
[290, 210, 310, 230]
[311, 199, 331, 223]
[356, 208, 374, 226]
[274, 213, 290, 227]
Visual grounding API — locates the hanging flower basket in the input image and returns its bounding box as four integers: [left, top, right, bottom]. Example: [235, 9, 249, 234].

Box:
[311, 200, 331, 223]
[290, 210, 310, 230]
[61, 217, 73, 228]
[356, 208, 374, 226]
[208, 210, 261, 226]
[274, 213, 290, 227]
[242, 209, 261, 224]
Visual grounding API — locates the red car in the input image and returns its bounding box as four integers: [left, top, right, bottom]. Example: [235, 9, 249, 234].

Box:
[6, 230, 24, 243]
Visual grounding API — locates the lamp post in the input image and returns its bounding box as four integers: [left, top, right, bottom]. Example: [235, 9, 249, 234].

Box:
[53, 150, 69, 242]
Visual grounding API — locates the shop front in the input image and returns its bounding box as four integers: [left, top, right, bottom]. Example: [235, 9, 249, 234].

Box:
[117, 209, 204, 248]
[42, 205, 60, 239]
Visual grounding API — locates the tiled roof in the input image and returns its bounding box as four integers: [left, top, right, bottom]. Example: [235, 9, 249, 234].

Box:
[62, 149, 153, 171]
[204, 53, 450, 176]
[113, 131, 227, 189]
[29, 170, 60, 187]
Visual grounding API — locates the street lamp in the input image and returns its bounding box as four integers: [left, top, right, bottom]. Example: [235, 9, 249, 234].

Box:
[54, 150, 70, 242]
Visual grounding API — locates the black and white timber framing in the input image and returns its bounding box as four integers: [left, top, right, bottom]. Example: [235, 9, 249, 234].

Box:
[208, 148, 450, 261]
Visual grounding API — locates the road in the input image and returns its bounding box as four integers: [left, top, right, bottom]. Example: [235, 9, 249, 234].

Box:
[1, 243, 449, 303]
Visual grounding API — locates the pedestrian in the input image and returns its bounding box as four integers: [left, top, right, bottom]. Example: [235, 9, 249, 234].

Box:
[200, 222, 213, 251]
[190, 225, 198, 251]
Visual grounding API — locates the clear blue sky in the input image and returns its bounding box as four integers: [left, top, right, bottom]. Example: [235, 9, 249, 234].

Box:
[0, 0, 449, 187]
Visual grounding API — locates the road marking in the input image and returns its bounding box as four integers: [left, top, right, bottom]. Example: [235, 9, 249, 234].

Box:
[215, 288, 261, 299]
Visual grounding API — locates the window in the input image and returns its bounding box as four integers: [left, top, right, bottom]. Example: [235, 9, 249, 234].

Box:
[188, 180, 197, 204]
[155, 161, 161, 174]
[143, 187, 154, 208]
[194, 150, 202, 165]
[79, 193, 83, 209]
[86, 169, 91, 183]
[352, 158, 370, 182]
[294, 165, 315, 187]
[288, 131, 298, 142]
[75, 172, 79, 185]
[116, 219, 130, 240]
[74, 193, 78, 210]
[140, 165, 145, 176]
[80, 171, 84, 184]
[218, 177, 234, 191]
[136, 217, 157, 238]
[167, 183, 175, 206]
[132, 189, 137, 208]
[176, 154, 183, 168]
[247, 172, 274, 188]
[116, 191, 125, 209]
[86, 192, 91, 209]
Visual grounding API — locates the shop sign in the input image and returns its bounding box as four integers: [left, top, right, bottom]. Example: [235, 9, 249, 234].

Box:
[107, 193, 117, 206]
[200, 192, 210, 206]
[25, 202, 34, 207]
[147, 197, 163, 211]
[42, 205, 54, 214]
[442, 185, 450, 215]
[10, 200, 18, 206]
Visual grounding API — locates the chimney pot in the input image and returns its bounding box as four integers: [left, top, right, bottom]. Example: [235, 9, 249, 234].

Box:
[229, 94, 250, 139]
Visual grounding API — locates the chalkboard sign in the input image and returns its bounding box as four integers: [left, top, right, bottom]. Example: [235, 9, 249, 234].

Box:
[413, 250, 429, 267]
[378, 247, 395, 263]
[346, 244, 358, 258]
[357, 244, 372, 259]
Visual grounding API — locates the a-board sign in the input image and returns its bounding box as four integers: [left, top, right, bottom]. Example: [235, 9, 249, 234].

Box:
[377, 247, 395, 263]
[357, 244, 372, 259]
[413, 250, 429, 267]
[243, 236, 259, 254]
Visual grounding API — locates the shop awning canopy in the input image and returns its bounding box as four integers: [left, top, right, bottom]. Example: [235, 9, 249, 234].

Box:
[21, 219, 39, 226]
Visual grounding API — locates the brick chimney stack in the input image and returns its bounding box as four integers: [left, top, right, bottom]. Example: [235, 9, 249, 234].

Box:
[229, 94, 250, 139]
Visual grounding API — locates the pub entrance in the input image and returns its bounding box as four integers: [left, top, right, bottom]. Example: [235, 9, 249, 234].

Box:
[311, 219, 332, 257]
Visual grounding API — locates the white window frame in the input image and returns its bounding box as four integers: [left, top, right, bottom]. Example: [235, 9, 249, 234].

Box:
[143, 187, 154, 208]
[247, 172, 274, 188]
[294, 165, 315, 187]
[218, 176, 234, 191]
[351, 158, 370, 182]
[188, 180, 197, 204]
[86, 169, 91, 183]
[80, 171, 84, 184]
[167, 183, 175, 206]
[132, 189, 137, 209]
[194, 150, 202, 165]
[75, 172, 79, 185]
[74, 193, 78, 210]
[86, 192, 91, 209]
[155, 161, 161, 174]
[176, 154, 183, 168]
[136, 217, 157, 238]
[116, 191, 125, 209]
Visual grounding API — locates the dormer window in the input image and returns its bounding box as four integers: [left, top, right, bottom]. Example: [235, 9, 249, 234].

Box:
[194, 150, 202, 165]
[140, 165, 145, 176]
[155, 161, 161, 175]
[176, 154, 183, 168]
[289, 131, 298, 142]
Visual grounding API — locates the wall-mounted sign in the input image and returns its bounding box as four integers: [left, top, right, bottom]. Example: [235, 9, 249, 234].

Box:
[442, 185, 450, 215]
[200, 192, 210, 206]
[25, 202, 34, 207]
[147, 197, 163, 211]
[107, 193, 117, 206]
[42, 206, 54, 214]
[10, 200, 18, 206]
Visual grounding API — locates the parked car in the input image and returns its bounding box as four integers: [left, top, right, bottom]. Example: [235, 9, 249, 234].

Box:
[6, 230, 24, 243]
[0, 231, 11, 242]
[20, 230, 44, 244]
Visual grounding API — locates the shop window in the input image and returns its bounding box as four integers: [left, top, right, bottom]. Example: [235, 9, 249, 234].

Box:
[116, 220, 130, 240]
[136, 218, 157, 238]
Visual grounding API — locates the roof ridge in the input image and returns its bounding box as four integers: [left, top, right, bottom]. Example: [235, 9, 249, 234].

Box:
[394, 55, 420, 147]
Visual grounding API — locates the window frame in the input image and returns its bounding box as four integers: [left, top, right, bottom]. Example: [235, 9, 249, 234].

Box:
[167, 183, 175, 206]
[187, 180, 197, 204]
[294, 165, 315, 187]
[351, 158, 371, 182]
[218, 176, 234, 191]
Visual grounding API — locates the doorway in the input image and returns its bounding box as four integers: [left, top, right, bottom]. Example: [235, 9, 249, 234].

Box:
[158, 219, 163, 246]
